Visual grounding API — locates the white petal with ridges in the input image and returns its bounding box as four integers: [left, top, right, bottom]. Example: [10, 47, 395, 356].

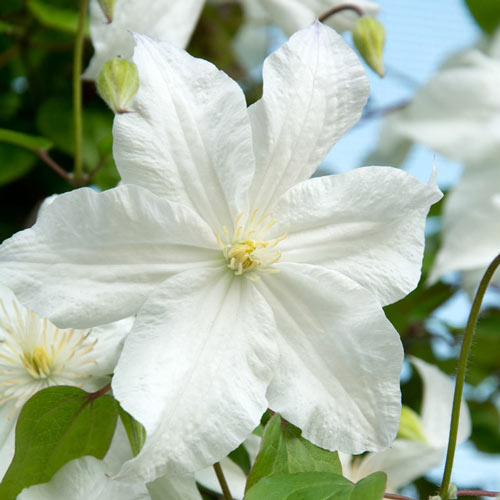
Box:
[430, 162, 500, 286]
[348, 440, 445, 491]
[248, 22, 369, 212]
[411, 357, 471, 446]
[113, 34, 255, 229]
[84, 0, 205, 80]
[271, 167, 442, 306]
[0, 185, 218, 328]
[113, 267, 278, 482]
[257, 262, 403, 454]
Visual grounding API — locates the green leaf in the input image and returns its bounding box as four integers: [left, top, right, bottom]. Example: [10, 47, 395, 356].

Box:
[119, 407, 146, 458]
[0, 143, 37, 186]
[228, 443, 252, 476]
[27, 0, 88, 35]
[244, 472, 387, 500]
[246, 414, 342, 492]
[0, 128, 53, 153]
[0, 386, 118, 500]
[37, 98, 114, 171]
[465, 0, 500, 34]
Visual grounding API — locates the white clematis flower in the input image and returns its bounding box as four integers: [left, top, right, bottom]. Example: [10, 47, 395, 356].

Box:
[341, 357, 472, 491]
[367, 35, 500, 167]
[18, 422, 203, 500]
[83, 0, 205, 80]
[429, 162, 500, 292]
[0, 283, 132, 479]
[253, 0, 379, 36]
[0, 23, 441, 482]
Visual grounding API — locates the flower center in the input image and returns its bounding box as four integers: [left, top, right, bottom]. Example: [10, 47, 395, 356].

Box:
[0, 300, 97, 414]
[217, 210, 287, 280]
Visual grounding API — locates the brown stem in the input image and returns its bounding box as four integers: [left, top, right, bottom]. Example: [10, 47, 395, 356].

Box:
[88, 382, 111, 402]
[213, 462, 233, 500]
[383, 494, 415, 500]
[319, 4, 364, 23]
[84, 153, 110, 184]
[36, 149, 74, 184]
[457, 490, 500, 497]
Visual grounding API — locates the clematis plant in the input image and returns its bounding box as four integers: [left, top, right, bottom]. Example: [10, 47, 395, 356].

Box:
[341, 357, 471, 491]
[0, 22, 441, 483]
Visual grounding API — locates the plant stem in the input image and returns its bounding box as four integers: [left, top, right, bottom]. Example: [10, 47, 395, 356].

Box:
[440, 253, 500, 499]
[36, 150, 74, 184]
[457, 491, 500, 497]
[319, 4, 364, 23]
[72, 0, 89, 185]
[383, 494, 415, 500]
[213, 462, 233, 500]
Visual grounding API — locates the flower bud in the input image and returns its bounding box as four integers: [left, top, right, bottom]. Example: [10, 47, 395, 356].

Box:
[352, 16, 385, 77]
[96, 57, 139, 114]
[396, 405, 427, 443]
[98, 0, 115, 23]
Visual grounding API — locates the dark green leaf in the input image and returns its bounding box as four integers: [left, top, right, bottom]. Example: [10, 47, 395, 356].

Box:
[0, 386, 118, 500]
[27, 0, 87, 35]
[119, 406, 146, 458]
[0, 143, 37, 186]
[246, 414, 342, 492]
[37, 98, 113, 171]
[244, 472, 386, 500]
[228, 443, 252, 476]
[0, 128, 53, 153]
[465, 0, 500, 34]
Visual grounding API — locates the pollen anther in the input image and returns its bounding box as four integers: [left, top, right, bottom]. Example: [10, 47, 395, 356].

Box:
[216, 210, 287, 279]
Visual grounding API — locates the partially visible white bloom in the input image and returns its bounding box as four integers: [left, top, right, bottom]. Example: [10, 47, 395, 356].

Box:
[253, 0, 378, 36]
[0, 284, 132, 479]
[0, 23, 441, 483]
[235, 0, 379, 72]
[83, 0, 205, 80]
[18, 423, 202, 500]
[341, 357, 471, 491]
[367, 32, 500, 167]
[429, 162, 500, 293]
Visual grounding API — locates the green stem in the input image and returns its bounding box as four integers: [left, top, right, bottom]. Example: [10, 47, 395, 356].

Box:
[440, 253, 500, 499]
[72, 0, 89, 184]
[213, 462, 233, 500]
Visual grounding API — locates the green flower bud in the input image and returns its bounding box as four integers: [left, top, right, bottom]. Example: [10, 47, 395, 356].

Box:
[98, 0, 115, 23]
[352, 16, 386, 77]
[96, 57, 139, 114]
[397, 405, 428, 443]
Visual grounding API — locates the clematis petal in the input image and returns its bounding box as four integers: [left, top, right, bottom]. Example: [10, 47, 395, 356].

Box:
[113, 34, 256, 229]
[368, 50, 500, 166]
[18, 423, 150, 500]
[348, 440, 445, 491]
[83, 0, 205, 80]
[0, 185, 219, 329]
[256, 262, 403, 454]
[146, 473, 202, 500]
[429, 162, 500, 288]
[195, 433, 261, 499]
[248, 22, 369, 212]
[411, 357, 471, 447]
[113, 267, 278, 482]
[256, 0, 379, 35]
[271, 167, 442, 306]
[0, 406, 15, 479]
